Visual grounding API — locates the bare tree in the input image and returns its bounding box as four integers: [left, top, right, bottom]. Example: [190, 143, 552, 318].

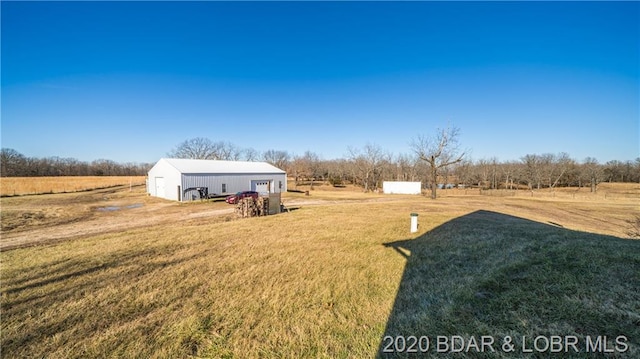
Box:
[168, 138, 256, 161]
[582, 157, 602, 193]
[262, 149, 291, 170]
[219, 142, 244, 161]
[325, 158, 350, 186]
[501, 161, 518, 190]
[243, 148, 260, 161]
[91, 159, 119, 176]
[476, 158, 491, 189]
[168, 137, 221, 159]
[521, 154, 543, 190]
[605, 159, 639, 183]
[487, 157, 499, 189]
[290, 151, 320, 189]
[348, 143, 390, 192]
[0, 148, 147, 177]
[453, 159, 474, 188]
[411, 126, 466, 199]
[548, 152, 573, 189]
[394, 153, 422, 182]
[1, 148, 27, 177]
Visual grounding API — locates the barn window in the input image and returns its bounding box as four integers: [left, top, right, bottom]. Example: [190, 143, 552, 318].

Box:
[222, 184, 227, 193]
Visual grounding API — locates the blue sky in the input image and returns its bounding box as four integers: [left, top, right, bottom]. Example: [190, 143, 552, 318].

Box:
[2, 1, 638, 164]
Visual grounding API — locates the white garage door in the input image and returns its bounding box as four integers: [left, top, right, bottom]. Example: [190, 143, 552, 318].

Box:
[251, 180, 270, 194]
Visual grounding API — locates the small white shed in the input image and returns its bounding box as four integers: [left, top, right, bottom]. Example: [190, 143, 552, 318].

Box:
[147, 158, 287, 201]
[383, 181, 422, 195]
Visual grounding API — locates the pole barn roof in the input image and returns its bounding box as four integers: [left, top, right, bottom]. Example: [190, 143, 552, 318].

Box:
[159, 158, 286, 174]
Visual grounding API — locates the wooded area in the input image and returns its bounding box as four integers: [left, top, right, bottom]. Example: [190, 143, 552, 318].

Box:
[0, 148, 152, 177]
[3, 138, 639, 193]
[163, 137, 640, 193]
[288, 150, 640, 192]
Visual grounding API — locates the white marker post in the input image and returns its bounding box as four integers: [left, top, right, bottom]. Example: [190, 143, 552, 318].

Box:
[410, 213, 419, 233]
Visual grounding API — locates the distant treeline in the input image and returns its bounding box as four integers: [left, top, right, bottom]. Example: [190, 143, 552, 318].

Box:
[0, 148, 153, 177]
[2, 143, 639, 193]
[450, 155, 640, 190]
[285, 150, 640, 192]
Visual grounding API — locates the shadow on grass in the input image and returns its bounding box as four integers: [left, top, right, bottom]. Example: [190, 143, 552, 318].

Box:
[379, 210, 640, 358]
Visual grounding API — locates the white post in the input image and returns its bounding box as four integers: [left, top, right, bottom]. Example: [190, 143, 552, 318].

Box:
[410, 213, 419, 233]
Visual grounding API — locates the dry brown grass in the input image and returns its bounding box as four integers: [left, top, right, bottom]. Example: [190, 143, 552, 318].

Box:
[445, 182, 640, 201]
[0, 185, 235, 249]
[0, 176, 147, 196]
[1, 183, 639, 358]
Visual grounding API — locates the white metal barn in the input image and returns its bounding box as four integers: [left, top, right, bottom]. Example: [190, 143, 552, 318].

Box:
[147, 158, 287, 201]
[383, 181, 422, 195]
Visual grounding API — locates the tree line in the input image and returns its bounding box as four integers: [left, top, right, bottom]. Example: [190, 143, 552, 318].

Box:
[166, 135, 639, 195]
[3, 133, 639, 196]
[284, 148, 639, 193]
[0, 148, 152, 177]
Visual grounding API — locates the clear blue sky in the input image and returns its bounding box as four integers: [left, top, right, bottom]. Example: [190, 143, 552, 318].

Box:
[2, 1, 638, 164]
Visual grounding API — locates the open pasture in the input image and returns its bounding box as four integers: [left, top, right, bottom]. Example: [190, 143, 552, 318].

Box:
[1, 183, 638, 358]
[474, 182, 640, 201]
[0, 176, 147, 197]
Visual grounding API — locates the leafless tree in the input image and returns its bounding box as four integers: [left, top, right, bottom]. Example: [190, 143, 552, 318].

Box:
[489, 157, 500, 189]
[501, 161, 519, 190]
[168, 137, 221, 159]
[605, 159, 640, 183]
[546, 152, 573, 189]
[220, 142, 244, 161]
[242, 148, 260, 161]
[91, 159, 120, 176]
[262, 149, 291, 171]
[582, 157, 603, 193]
[290, 151, 321, 188]
[521, 154, 543, 190]
[168, 138, 256, 161]
[563, 160, 582, 187]
[348, 143, 390, 192]
[1, 148, 27, 177]
[325, 158, 353, 186]
[0, 148, 149, 177]
[411, 126, 466, 199]
[453, 159, 474, 188]
[476, 158, 491, 189]
[393, 153, 422, 182]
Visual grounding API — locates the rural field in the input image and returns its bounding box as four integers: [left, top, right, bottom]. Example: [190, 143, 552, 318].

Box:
[1, 179, 639, 358]
[0, 176, 147, 197]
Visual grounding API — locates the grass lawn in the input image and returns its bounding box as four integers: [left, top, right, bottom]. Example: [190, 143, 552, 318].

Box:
[1, 190, 639, 358]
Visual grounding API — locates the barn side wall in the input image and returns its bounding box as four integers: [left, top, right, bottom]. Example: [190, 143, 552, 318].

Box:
[181, 173, 287, 201]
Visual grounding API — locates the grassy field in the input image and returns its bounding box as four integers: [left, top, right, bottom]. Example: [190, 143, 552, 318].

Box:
[0, 176, 147, 196]
[1, 183, 639, 358]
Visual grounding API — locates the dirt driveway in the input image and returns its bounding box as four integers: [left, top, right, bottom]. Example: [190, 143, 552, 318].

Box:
[0, 186, 352, 250]
[1, 186, 229, 250]
[3, 184, 635, 250]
